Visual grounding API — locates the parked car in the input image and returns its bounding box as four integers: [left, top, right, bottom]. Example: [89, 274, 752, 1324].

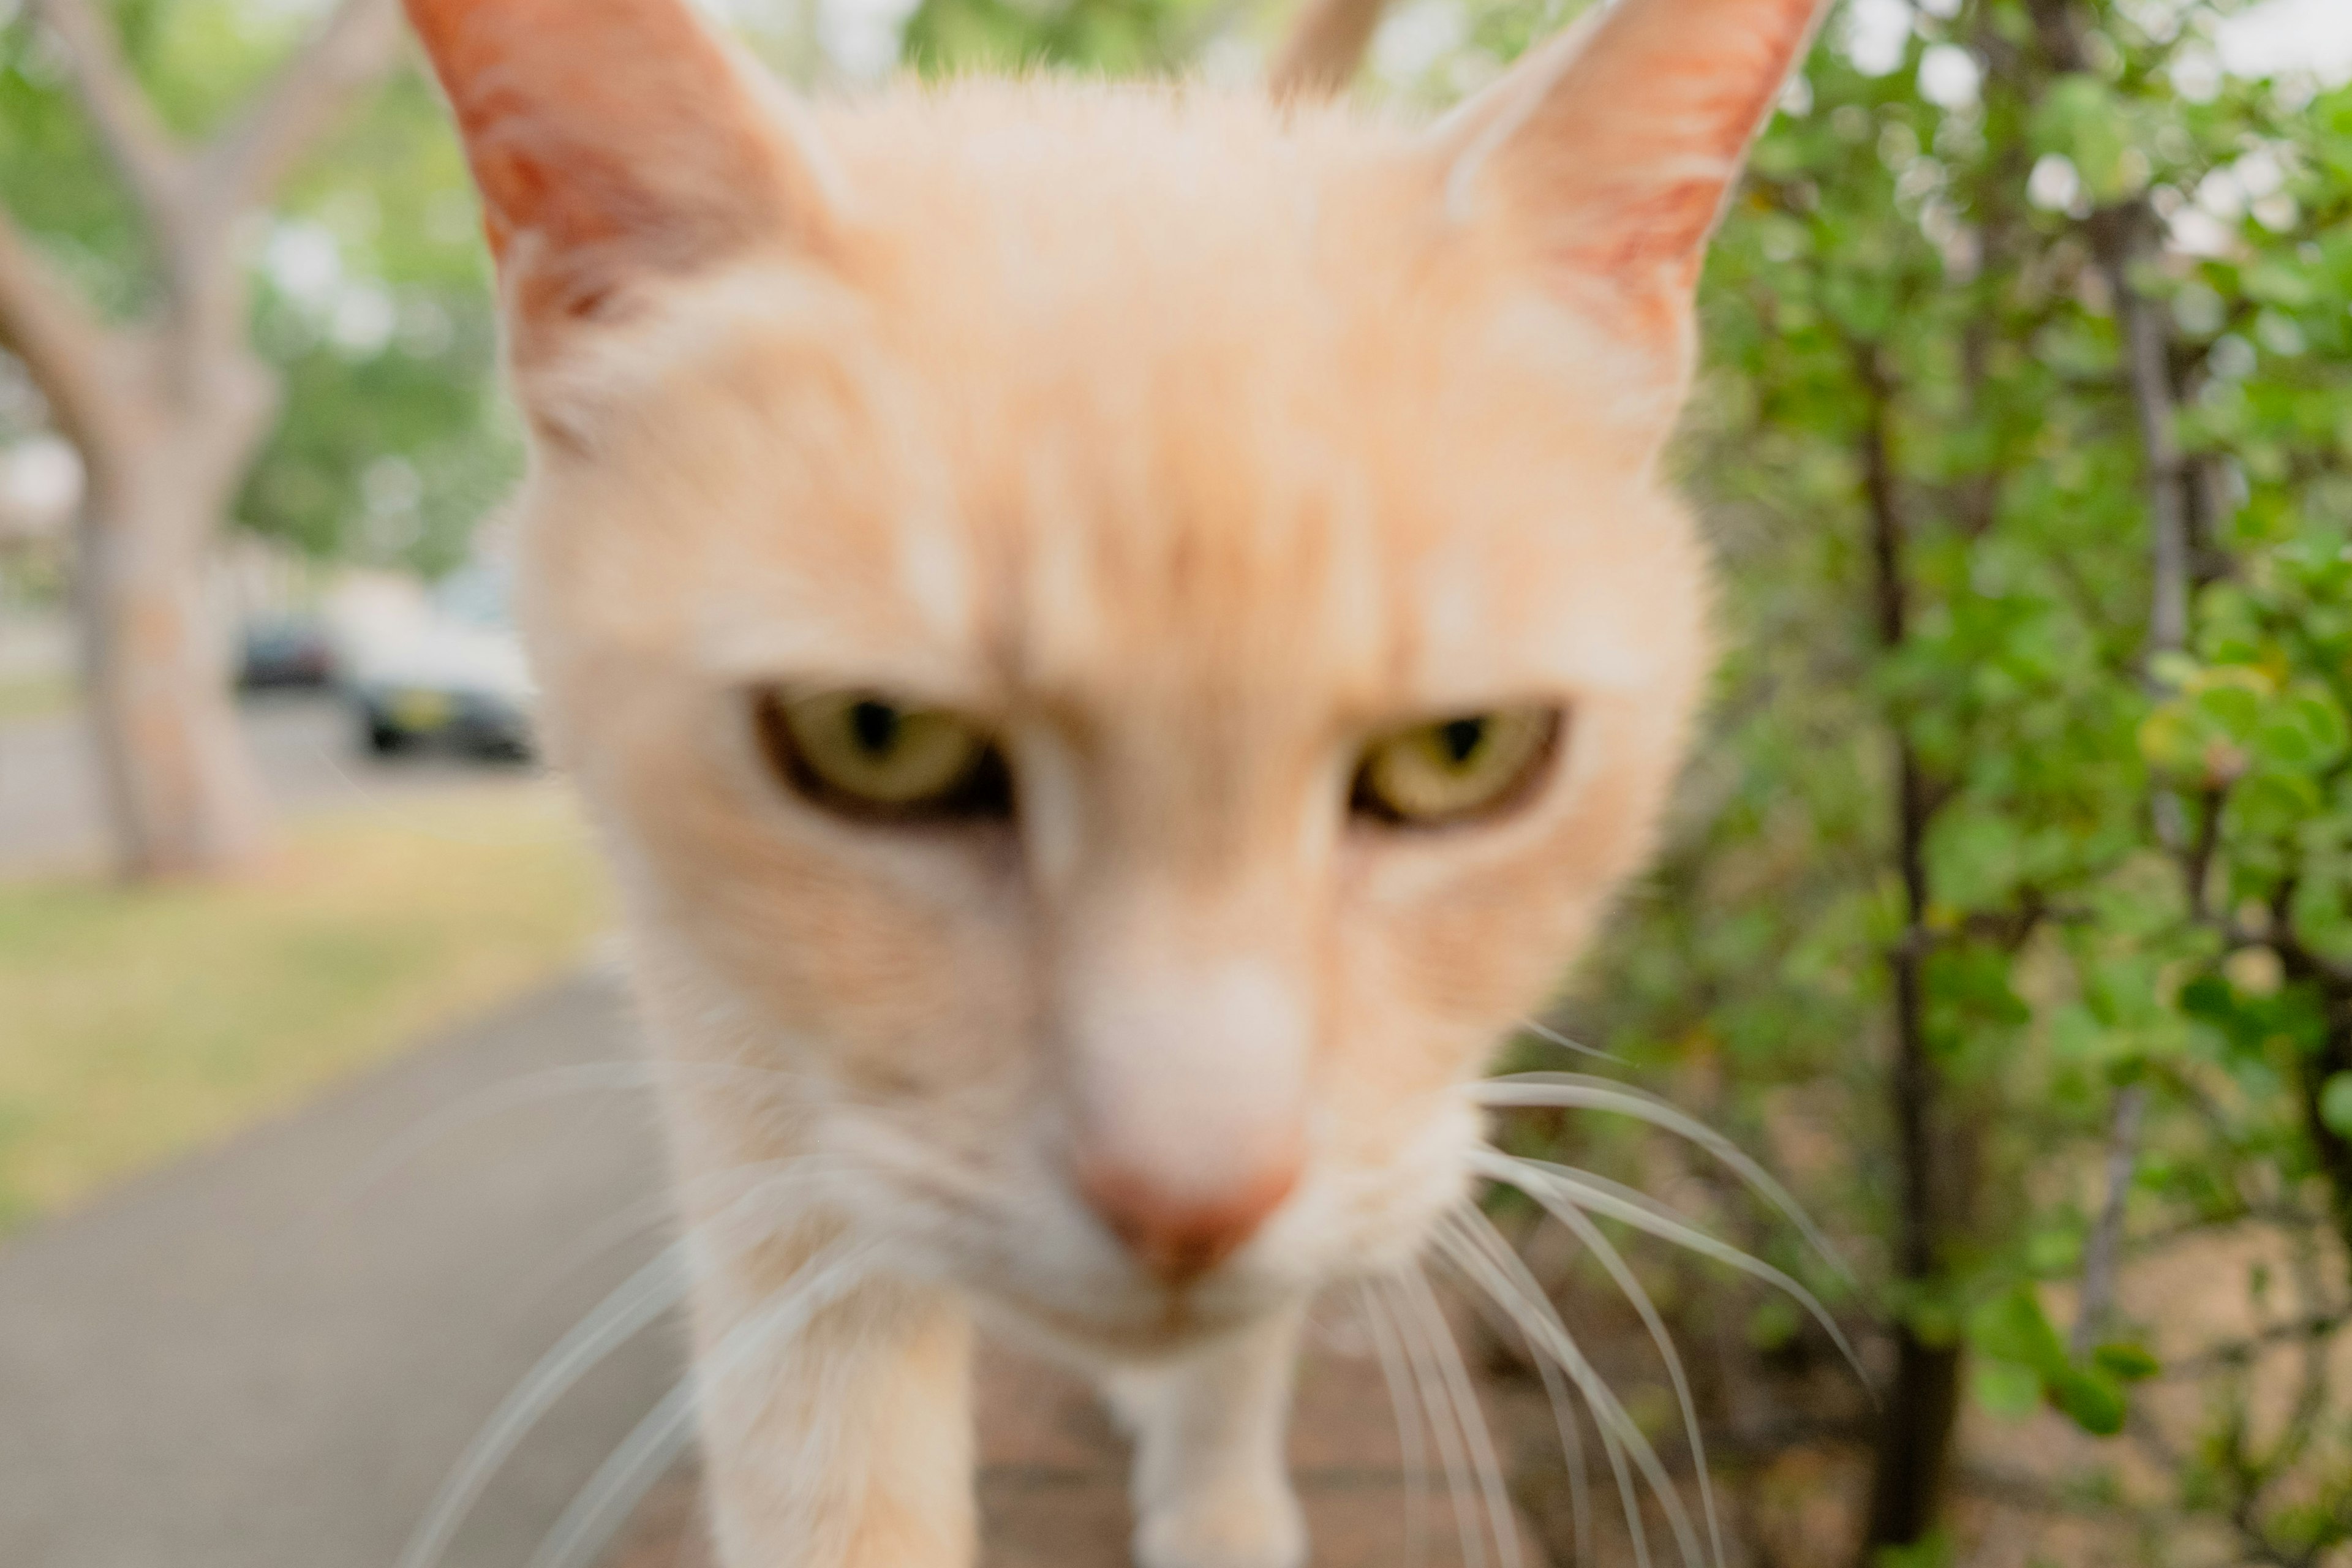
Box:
[236, 616, 337, 690]
[345, 566, 536, 760]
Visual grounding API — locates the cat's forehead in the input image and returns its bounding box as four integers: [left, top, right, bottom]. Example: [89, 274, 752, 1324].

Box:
[533, 89, 1700, 713]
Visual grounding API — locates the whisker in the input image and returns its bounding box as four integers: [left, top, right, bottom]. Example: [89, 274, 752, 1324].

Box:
[526, 1376, 699, 1568]
[1471, 1148, 1866, 1387]
[1436, 1212, 1653, 1568]
[1353, 1283, 1432, 1568]
[1399, 1262, 1524, 1568]
[1439, 1210, 1706, 1568]
[1517, 1018, 1622, 1065]
[1532, 1324, 1596, 1567]
[526, 1235, 883, 1568]
[398, 1244, 693, 1568]
[403, 1159, 842, 1568]
[329, 1057, 859, 1219]
[328, 1062, 668, 1218]
[1382, 1274, 1489, 1568]
[540, 1155, 857, 1295]
[1516, 1192, 1723, 1568]
[1469, 1074, 1848, 1280]
[1436, 1214, 1594, 1566]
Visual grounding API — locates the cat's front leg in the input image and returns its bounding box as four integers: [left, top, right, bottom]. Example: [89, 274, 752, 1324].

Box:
[692, 1256, 976, 1568]
[1106, 1302, 1309, 1568]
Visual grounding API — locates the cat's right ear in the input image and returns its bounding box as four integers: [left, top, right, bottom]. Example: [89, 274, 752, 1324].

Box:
[403, 0, 843, 359]
[1427, 0, 1825, 405]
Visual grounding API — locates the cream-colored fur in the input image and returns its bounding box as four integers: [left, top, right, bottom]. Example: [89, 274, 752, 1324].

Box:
[399, 0, 1826, 1562]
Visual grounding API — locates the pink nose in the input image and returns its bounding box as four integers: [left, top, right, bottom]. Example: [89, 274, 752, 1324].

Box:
[1078, 1155, 1301, 1286]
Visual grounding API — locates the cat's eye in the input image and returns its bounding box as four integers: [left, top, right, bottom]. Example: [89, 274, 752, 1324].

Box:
[753, 690, 1011, 822]
[1351, 707, 1562, 827]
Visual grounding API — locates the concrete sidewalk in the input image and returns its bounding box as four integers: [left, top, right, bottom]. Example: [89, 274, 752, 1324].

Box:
[0, 970, 684, 1568]
[0, 969, 1555, 1568]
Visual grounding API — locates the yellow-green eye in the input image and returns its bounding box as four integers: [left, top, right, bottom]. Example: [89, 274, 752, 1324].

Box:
[754, 690, 1010, 821]
[1351, 708, 1562, 827]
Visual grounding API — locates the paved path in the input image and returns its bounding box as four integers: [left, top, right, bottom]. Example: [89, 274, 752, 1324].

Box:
[0, 968, 1559, 1568]
[0, 693, 537, 875]
[0, 971, 685, 1568]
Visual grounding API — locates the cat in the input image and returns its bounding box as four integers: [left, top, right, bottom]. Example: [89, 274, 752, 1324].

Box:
[398, 0, 1827, 1563]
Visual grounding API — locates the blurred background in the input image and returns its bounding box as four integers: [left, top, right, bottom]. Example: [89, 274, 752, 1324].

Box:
[4, 0, 2352, 1564]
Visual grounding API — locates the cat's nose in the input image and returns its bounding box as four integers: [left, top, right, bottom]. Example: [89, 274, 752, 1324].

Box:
[1077, 1153, 1301, 1287]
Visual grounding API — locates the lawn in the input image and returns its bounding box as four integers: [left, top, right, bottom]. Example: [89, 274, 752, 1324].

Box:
[0, 671, 77, 723]
[0, 785, 611, 1232]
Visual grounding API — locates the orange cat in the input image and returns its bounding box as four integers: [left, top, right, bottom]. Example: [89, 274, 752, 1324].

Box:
[400, 0, 1825, 1563]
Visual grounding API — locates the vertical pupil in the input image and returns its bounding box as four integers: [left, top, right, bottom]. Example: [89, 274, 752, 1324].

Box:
[850, 701, 901, 755]
[1440, 718, 1487, 766]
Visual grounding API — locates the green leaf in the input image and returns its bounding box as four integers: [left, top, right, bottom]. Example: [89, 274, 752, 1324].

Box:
[1973, 1361, 2043, 1420]
[2031, 77, 2134, 200]
[1967, 1287, 2067, 1376]
[2092, 1341, 2162, 1382]
[2244, 260, 2317, 308]
[2048, 1365, 2128, 1436]
[2195, 682, 2263, 739]
[1928, 812, 2022, 911]
[2320, 1072, 2352, 1139]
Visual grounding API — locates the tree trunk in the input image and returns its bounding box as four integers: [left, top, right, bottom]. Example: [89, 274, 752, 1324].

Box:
[1862, 1327, 1964, 1551]
[0, 0, 403, 881]
[1853, 349, 1969, 1562]
[2275, 949, 2352, 1283]
[74, 349, 276, 879]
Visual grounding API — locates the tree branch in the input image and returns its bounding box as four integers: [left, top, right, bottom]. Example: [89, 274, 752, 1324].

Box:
[24, 0, 186, 219]
[1267, 0, 1392, 101]
[0, 203, 123, 453]
[195, 0, 405, 215]
[2070, 1081, 2145, 1358]
[2029, 0, 2204, 1366]
[2020, 10, 2190, 682]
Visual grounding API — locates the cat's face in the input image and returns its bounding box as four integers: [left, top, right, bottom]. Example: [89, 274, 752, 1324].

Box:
[409, 0, 1819, 1357]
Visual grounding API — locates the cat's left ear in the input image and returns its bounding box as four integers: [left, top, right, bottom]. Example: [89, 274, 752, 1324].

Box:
[1430, 0, 1826, 382]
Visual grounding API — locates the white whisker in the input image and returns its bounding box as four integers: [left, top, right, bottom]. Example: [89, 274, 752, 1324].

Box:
[526, 1235, 883, 1568]
[1469, 1074, 1847, 1280]
[403, 1159, 843, 1568]
[1354, 1283, 1433, 1568]
[1399, 1262, 1523, 1568]
[398, 1244, 693, 1568]
[1437, 1212, 1654, 1568]
[542, 1155, 857, 1292]
[1472, 1148, 1866, 1386]
[330, 1062, 668, 1218]
[1444, 1215, 1594, 1565]
[1518, 1194, 1723, 1568]
[1517, 1018, 1621, 1064]
[526, 1377, 700, 1568]
[330, 1057, 864, 1220]
[1382, 1274, 1489, 1568]
[1439, 1209, 1711, 1568]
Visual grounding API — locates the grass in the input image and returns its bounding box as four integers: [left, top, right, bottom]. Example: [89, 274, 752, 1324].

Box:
[0, 671, 77, 723]
[0, 785, 611, 1233]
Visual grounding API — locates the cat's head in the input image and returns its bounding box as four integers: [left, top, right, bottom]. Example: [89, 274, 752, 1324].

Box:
[407, 0, 1822, 1357]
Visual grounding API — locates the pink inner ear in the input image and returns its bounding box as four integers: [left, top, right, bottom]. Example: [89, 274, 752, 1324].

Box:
[1568, 176, 1725, 276]
[404, 0, 799, 330]
[1447, 0, 1823, 326]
